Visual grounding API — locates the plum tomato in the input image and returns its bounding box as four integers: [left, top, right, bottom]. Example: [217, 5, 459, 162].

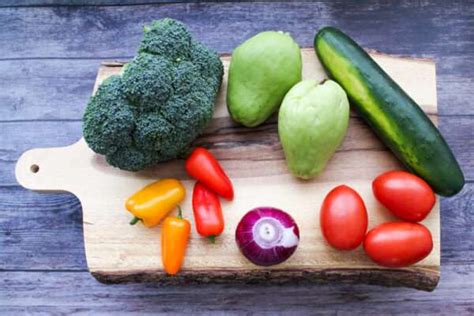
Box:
[320, 185, 368, 250]
[373, 170, 436, 222]
[364, 221, 433, 268]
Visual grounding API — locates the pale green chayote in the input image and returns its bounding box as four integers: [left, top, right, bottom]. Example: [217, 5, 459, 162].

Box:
[278, 80, 350, 179]
[226, 31, 302, 127]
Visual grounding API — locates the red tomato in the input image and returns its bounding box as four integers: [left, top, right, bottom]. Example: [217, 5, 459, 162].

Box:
[364, 222, 433, 267]
[372, 170, 436, 222]
[185, 147, 234, 200]
[192, 182, 224, 239]
[320, 185, 368, 250]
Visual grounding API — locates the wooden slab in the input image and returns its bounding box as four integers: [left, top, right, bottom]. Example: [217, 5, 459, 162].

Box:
[15, 48, 440, 291]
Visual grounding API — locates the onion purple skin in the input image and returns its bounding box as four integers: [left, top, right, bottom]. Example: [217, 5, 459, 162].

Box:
[235, 207, 300, 266]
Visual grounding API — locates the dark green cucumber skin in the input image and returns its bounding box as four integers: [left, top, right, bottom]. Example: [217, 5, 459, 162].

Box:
[315, 27, 464, 197]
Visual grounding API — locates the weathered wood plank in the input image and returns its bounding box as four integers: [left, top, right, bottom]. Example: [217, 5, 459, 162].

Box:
[0, 0, 191, 7]
[440, 183, 474, 265]
[7, 0, 472, 7]
[1, 0, 309, 7]
[0, 59, 99, 121]
[0, 183, 471, 271]
[1, 0, 257, 7]
[0, 264, 472, 314]
[0, 121, 82, 186]
[0, 2, 472, 61]
[0, 187, 85, 270]
[2, 116, 472, 186]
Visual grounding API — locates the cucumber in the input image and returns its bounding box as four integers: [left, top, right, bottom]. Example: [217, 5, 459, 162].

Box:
[314, 27, 464, 196]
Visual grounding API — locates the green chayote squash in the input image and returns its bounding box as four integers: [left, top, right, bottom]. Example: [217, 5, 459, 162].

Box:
[278, 79, 349, 179]
[227, 31, 302, 127]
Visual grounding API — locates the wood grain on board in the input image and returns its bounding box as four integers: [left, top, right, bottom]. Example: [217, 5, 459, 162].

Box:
[1, 183, 472, 271]
[16, 49, 441, 291]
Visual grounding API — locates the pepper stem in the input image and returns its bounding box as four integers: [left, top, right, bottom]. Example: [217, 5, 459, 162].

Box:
[208, 235, 216, 244]
[177, 205, 183, 219]
[129, 216, 141, 225]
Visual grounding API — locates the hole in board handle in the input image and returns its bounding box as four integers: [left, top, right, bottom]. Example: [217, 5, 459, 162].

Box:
[30, 164, 39, 174]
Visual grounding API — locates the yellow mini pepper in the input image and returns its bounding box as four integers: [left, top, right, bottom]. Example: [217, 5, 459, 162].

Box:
[126, 178, 186, 227]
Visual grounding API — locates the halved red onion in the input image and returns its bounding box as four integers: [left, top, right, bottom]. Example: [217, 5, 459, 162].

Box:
[235, 207, 299, 266]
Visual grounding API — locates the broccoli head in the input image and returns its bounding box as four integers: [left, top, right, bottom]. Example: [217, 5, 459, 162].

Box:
[83, 18, 224, 171]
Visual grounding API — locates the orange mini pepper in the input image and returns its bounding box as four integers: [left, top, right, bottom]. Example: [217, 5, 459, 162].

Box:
[161, 207, 191, 275]
[126, 179, 185, 227]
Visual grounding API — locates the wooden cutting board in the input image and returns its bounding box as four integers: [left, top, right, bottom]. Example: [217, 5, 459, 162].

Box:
[15, 48, 440, 291]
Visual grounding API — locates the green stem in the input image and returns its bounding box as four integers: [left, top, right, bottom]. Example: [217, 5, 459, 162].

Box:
[208, 235, 216, 244]
[177, 205, 183, 219]
[129, 216, 141, 225]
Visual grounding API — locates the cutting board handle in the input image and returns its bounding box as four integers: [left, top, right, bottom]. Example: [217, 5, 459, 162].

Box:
[15, 139, 84, 192]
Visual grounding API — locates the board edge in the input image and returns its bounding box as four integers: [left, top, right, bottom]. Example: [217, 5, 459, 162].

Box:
[91, 267, 440, 292]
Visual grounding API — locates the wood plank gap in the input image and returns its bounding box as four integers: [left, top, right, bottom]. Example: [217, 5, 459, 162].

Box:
[0, 56, 134, 62]
[0, 119, 83, 123]
[0, 1, 268, 9]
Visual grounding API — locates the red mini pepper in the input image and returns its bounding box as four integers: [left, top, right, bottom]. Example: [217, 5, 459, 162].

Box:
[185, 147, 234, 200]
[192, 182, 224, 241]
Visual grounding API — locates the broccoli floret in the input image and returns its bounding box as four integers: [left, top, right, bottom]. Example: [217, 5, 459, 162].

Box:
[190, 41, 224, 93]
[83, 76, 135, 156]
[82, 18, 224, 171]
[121, 53, 174, 111]
[139, 18, 192, 61]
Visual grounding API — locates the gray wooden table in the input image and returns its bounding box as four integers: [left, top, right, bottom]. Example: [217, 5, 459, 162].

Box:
[1, 1, 473, 314]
